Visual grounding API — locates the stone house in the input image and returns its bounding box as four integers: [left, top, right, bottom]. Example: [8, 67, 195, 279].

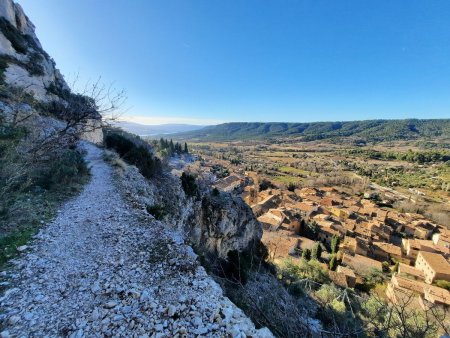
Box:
[415, 251, 450, 284]
[317, 227, 340, 246]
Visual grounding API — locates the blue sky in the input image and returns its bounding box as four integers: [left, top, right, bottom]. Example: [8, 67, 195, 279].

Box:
[19, 0, 450, 125]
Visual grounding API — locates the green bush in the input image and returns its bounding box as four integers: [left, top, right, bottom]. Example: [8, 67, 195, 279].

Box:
[259, 178, 275, 191]
[180, 172, 198, 197]
[33, 149, 89, 190]
[281, 258, 329, 284]
[301, 248, 311, 261]
[146, 204, 166, 220]
[104, 132, 161, 179]
[435, 280, 450, 291]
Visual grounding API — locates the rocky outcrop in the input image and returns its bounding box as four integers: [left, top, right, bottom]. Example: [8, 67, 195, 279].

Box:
[0, 0, 103, 144]
[188, 193, 262, 259]
[119, 165, 263, 262]
[0, 0, 69, 101]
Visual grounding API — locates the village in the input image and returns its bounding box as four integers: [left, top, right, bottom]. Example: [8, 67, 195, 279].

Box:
[188, 145, 450, 313]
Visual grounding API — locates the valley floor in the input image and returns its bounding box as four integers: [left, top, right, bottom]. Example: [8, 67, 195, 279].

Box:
[0, 143, 271, 337]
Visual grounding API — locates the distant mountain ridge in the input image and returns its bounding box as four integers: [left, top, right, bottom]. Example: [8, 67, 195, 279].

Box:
[169, 119, 450, 142]
[114, 121, 205, 136]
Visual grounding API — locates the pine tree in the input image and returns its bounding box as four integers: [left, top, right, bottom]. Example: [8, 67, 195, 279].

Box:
[329, 255, 337, 270]
[331, 235, 340, 254]
[302, 248, 311, 261]
[311, 242, 322, 260]
[169, 139, 175, 155]
[184, 142, 188, 153]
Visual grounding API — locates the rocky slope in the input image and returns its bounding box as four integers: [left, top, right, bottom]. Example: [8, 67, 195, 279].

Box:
[118, 164, 262, 262]
[0, 142, 272, 337]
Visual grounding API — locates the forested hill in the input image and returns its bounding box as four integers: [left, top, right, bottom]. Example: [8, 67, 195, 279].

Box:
[170, 119, 450, 142]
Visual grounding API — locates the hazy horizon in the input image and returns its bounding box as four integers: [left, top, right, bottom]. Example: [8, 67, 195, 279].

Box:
[18, 0, 450, 124]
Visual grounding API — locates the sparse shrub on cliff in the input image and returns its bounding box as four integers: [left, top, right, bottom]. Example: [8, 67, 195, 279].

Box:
[26, 52, 45, 76]
[180, 172, 198, 197]
[146, 204, 167, 220]
[280, 258, 329, 284]
[33, 148, 89, 190]
[104, 131, 161, 179]
[0, 17, 27, 54]
[0, 116, 90, 268]
[214, 240, 269, 285]
[0, 57, 8, 84]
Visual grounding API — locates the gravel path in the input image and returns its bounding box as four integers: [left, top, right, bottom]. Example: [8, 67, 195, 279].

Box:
[0, 143, 271, 338]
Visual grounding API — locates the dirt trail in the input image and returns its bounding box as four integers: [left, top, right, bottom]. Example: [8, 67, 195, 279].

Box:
[0, 142, 271, 338]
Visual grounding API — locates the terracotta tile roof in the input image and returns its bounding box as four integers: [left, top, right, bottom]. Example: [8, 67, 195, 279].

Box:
[258, 214, 282, 228]
[329, 271, 349, 288]
[214, 175, 243, 191]
[337, 265, 356, 278]
[297, 187, 320, 196]
[347, 205, 361, 214]
[417, 251, 450, 275]
[262, 232, 299, 260]
[319, 227, 340, 237]
[288, 202, 316, 214]
[407, 239, 450, 257]
[424, 285, 450, 306]
[342, 253, 383, 274]
[392, 274, 425, 294]
[303, 195, 322, 204]
[344, 221, 356, 232]
[373, 242, 402, 257]
[398, 263, 424, 280]
[321, 197, 340, 207]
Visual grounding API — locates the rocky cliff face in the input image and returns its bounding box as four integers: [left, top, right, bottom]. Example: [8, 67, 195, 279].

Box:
[0, 0, 103, 144]
[0, 0, 69, 102]
[187, 193, 262, 259]
[118, 165, 263, 262]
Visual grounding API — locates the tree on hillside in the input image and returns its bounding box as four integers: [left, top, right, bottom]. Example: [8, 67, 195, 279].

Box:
[306, 221, 319, 239]
[302, 248, 311, 261]
[311, 242, 322, 260]
[362, 293, 449, 337]
[329, 255, 337, 270]
[184, 142, 188, 153]
[331, 235, 340, 254]
[0, 78, 125, 205]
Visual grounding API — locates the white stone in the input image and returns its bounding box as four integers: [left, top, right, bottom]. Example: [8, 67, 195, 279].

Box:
[104, 301, 117, 309]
